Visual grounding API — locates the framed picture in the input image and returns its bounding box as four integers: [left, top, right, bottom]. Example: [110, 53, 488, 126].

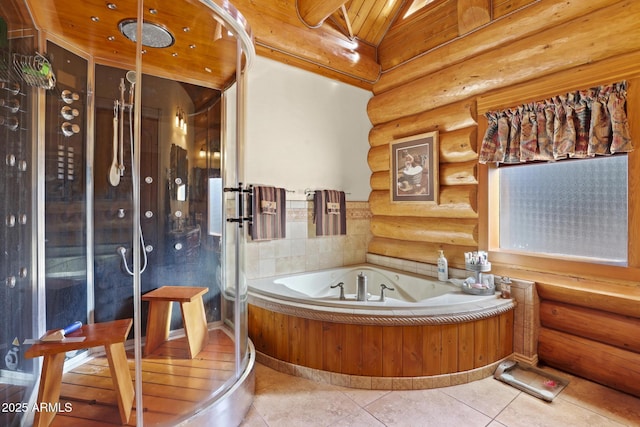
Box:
[390, 131, 439, 203]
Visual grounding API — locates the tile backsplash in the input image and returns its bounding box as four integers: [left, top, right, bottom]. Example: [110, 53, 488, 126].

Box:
[245, 201, 372, 279]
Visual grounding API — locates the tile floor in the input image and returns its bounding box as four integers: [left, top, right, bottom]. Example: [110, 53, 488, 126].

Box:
[240, 363, 640, 427]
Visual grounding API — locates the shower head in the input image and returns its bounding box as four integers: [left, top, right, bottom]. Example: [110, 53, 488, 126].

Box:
[125, 71, 136, 106]
[126, 70, 136, 85]
[118, 19, 175, 48]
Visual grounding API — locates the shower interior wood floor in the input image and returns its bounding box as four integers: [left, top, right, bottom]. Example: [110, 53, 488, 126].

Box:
[48, 327, 236, 426]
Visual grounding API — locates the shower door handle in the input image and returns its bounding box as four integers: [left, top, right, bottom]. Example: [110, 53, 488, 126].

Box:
[224, 183, 252, 227]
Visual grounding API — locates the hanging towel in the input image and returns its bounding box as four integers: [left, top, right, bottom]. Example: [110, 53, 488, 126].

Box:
[313, 190, 346, 236]
[250, 185, 286, 240]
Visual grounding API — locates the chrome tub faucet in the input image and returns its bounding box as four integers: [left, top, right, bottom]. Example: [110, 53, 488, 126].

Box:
[330, 282, 345, 300]
[379, 283, 395, 302]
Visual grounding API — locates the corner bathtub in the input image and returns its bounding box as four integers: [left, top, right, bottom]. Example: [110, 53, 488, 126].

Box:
[247, 264, 515, 387]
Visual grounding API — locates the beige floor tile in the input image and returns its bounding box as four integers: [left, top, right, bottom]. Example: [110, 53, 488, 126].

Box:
[495, 393, 627, 427]
[364, 389, 492, 427]
[242, 362, 640, 427]
[252, 388, 363, 426]
[328, 408, 386, 427]
[441, 376, 519, 418]
[341, 388, 391, 407]
[557, 374, 640, 426]
[240, 405, 268, 427]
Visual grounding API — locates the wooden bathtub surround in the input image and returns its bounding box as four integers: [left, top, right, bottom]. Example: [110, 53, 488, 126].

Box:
[24, 319, 134, 427]
[142, 286, 209, 359]
[248, 304, 513, 379]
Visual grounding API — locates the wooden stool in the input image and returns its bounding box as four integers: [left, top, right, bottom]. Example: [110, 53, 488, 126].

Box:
[25, 319, 134, 427]
[142, 286, 209, 358]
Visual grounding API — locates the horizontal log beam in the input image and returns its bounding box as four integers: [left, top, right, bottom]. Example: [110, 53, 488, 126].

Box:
[233, 0, 380, 85]
[368, 0, 640, 124]
[371, 216, 478, 246]
[375, 0, 621, 93]
[368, 187, 478, 218]
[536, 282, 640, 319]
[367, 145, 389, 173]
[368, 99, 477, 147]
[476, 49, 640, 113]
[440, 161, 477, 186]
[539, 328, 640, 398]
[439, 127, 478, 163]
[368, 236, 477, 267]
[370, 126, 478, 164]
[256, 45, 373, 90]
[540, 301, 640, 353]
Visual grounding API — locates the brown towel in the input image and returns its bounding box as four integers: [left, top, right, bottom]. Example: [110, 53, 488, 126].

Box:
[250, 186, 286, 240]
[313, 190, 346, 236]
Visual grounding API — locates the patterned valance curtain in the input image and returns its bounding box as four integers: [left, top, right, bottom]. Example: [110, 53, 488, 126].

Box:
[479, 81, 633, 164]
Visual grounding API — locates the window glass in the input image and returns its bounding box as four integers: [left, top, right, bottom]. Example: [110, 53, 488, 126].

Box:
[499, 155, 628, 265]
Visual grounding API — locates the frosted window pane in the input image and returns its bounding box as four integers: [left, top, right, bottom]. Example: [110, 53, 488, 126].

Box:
[499, 156, 628, 265]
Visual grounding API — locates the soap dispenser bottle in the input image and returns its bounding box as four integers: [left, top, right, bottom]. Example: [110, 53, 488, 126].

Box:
[437, 250, 448, 281]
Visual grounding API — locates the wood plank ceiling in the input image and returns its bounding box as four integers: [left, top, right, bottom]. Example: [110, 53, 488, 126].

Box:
[14, 0, 531, 90]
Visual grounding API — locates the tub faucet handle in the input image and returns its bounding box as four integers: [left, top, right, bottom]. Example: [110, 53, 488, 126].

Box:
[330, 282, 346, 300]
[379, 283, 395, 302]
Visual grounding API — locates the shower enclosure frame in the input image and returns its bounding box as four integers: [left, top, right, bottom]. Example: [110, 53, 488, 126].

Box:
[25, 1, 256, 425]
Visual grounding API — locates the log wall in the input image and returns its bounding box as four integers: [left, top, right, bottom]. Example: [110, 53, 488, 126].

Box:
[367, 99, 479, 268]
[368, 0, 640, 266]
[537, 282, 640, 398]
[367, 0, 640, 396]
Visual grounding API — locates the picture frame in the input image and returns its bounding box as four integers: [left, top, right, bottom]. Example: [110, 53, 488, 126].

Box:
[390, 131, 439, 203]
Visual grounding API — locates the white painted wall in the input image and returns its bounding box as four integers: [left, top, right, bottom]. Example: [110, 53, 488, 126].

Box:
[245, 56, 372, 201]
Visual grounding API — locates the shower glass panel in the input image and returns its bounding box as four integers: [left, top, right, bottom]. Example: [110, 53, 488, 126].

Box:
[0, 4, 38, 426]
[92, 66, 223, 330]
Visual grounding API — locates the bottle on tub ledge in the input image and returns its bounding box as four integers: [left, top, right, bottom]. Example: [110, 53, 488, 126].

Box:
[437, 250, 448, 281]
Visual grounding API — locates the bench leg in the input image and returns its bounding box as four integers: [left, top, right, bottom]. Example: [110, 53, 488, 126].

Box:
[180, 296, 209, 358]
[105, 341, 134, 424]
[145, 300, 172, 356]
[33, 352, 66, 427]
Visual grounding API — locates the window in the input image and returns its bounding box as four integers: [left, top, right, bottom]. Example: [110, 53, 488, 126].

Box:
[498, 155, 628, 265]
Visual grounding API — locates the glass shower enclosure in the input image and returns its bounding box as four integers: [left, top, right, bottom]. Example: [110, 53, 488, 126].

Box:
[1, 0, 255, 425]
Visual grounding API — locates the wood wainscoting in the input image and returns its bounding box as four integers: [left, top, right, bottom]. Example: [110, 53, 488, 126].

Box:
[248, 304, 513, 381]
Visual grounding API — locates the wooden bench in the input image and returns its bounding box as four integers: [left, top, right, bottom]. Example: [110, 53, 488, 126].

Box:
[25, 319, 134, 427]
[142, 286, 209, 358]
